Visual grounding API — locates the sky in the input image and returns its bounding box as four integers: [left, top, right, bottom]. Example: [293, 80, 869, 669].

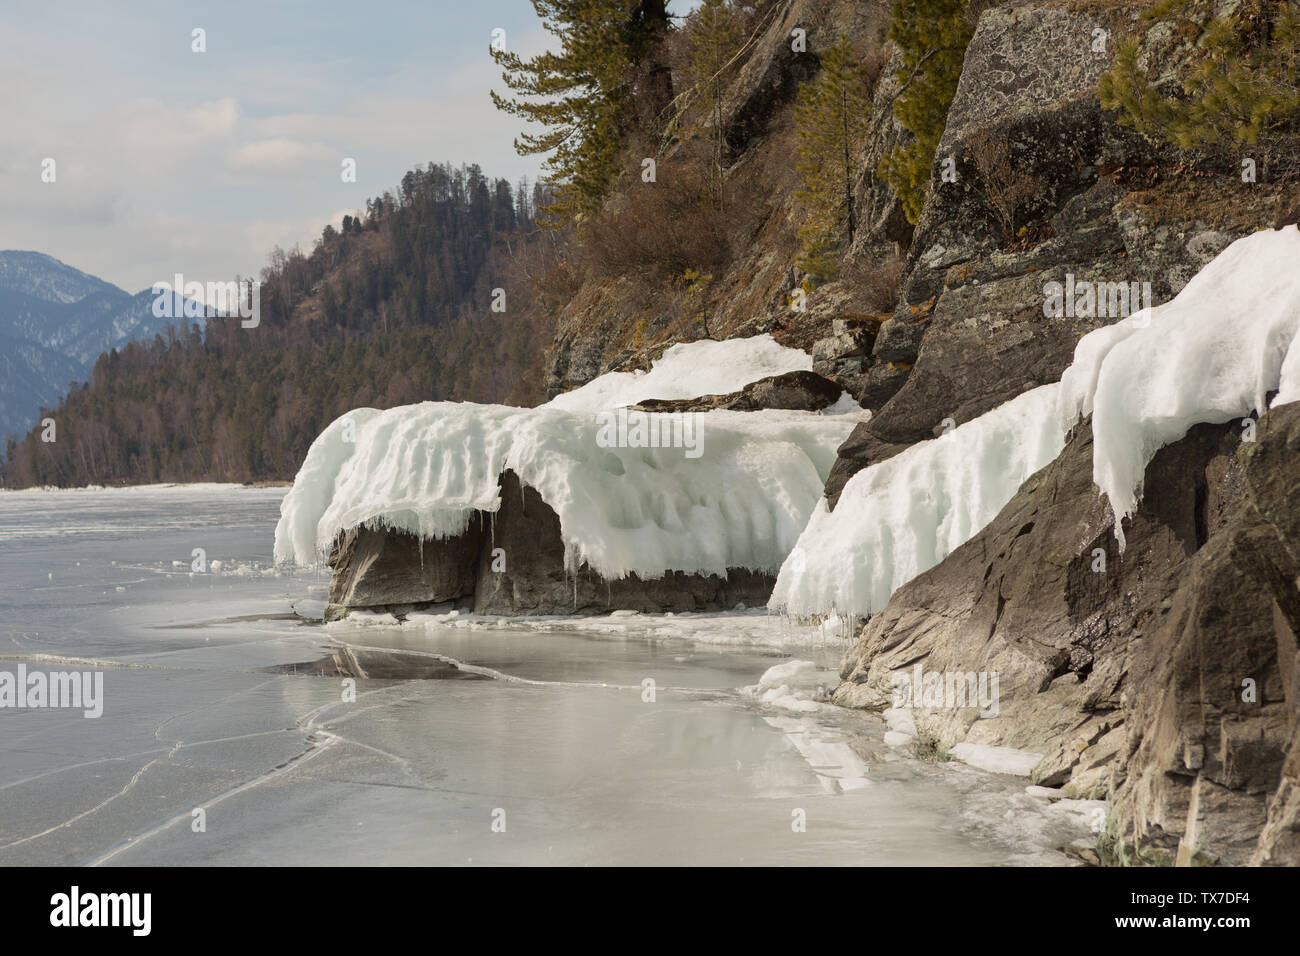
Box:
[0, 0, 700, 294]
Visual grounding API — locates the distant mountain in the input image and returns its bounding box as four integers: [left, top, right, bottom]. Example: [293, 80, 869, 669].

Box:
[0, 252, 187, 442]
[0, 250, 121, 304]
[0, 331, 82, 427]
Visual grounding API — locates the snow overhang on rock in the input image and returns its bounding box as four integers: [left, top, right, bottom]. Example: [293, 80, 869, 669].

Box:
[772, 225, 1300, 618]
[274, 335, 867, 581]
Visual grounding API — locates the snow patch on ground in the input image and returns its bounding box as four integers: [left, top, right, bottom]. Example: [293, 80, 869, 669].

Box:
[542, 334, 811, 412]
[948, 742, 1044, 777]
[1025, 785, 1066, 801]
[362, 606, 854, 650]
[957, 787, 1108, 865]
[741, 659, 833, 713]
[0, 481, 278, 496]
[880, 707, 919, 748]
[342, 610, 402, 627]
[874, 711, 1042, 777]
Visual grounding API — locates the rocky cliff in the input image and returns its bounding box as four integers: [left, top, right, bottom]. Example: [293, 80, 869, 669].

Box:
[533, 0, 1300, 863]
[815, 1, 1300, 865]
[834, 405, 1300, 865]
[544, 0, 896, 399]
[825, 1, 1298, 504]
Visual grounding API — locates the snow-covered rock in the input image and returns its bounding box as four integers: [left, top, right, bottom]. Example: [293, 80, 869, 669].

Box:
[774, 225, 1300, 617]
[276, 401, 857, 580]
[769, 383, 1064, 618]
[543, 334, 812, 412]
[274, 336, 867, 615]
[1059, 224, 1300, 547]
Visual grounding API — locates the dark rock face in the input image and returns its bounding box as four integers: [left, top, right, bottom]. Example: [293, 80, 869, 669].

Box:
[475, 470, 774, 614]
[823, 3, 1297, 507]
[846, 42, 915, 260]
[326, 470, 775, 619]
[810, 315, 886, 397]
[718, 0, 826, 158]
[834, 406, 1300, 865]
[631, 369, 843, 413]
[326, 520, 484, 620]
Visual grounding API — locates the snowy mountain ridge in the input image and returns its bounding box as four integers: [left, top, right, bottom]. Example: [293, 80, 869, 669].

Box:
[0, 251, 192, 443]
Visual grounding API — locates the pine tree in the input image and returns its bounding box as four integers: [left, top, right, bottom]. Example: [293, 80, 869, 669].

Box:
[878, 0, 974, 224]
[793, 35, 874, 276]
[1099, 0, 1300, 152]
[686, 0, 746, 211]
[490, 0, 669, 225]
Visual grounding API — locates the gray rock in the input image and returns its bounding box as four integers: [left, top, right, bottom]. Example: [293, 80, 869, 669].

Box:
[846, 42, 915, 260]
[631, 368, 844, 413]
[834, 406, 1300, 866]
[474, 470, 775, 615]
[325, 521, 483, 621]
[326, 470, 776, 619]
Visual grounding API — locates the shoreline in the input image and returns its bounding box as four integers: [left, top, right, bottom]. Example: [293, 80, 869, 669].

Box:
[0, 480, 293, 494]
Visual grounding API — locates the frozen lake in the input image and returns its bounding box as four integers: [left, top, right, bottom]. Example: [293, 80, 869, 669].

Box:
[0, 485, 1095, 865]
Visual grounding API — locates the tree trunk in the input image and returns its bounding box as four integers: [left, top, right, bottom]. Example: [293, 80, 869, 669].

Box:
[843, 88, 856, 244]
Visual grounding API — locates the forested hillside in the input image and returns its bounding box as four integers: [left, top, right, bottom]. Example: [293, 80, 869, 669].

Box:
[1, 163, 562, 486]
[1, 0, 881, 488]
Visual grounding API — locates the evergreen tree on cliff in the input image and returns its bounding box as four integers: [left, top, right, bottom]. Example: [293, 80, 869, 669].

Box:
[1099, 0, 1300, 154]
[490, 0, 671, 225]
[793, 34, 873, 276]
[878, 0, 974, 224]
[686, 0, 745, 212]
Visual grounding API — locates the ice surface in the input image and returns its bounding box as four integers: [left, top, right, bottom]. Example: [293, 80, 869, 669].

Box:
[739, 660, 872, 791]
[1059, 225, 1300, 546]
[275, 336, 865, 580]
[0, 485, 1104, 865]
[542, 334, 812, 412]
[760, 714, 871, 792]
[769, 384, 1064, 617]
[397, 606, 851, 650]
[948, 742, 1044, 777]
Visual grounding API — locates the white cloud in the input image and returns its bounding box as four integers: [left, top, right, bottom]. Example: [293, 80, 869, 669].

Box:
[0, 7, 552, 295]
[226, 137, 335, 177]
[115, 97, 241, 175]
